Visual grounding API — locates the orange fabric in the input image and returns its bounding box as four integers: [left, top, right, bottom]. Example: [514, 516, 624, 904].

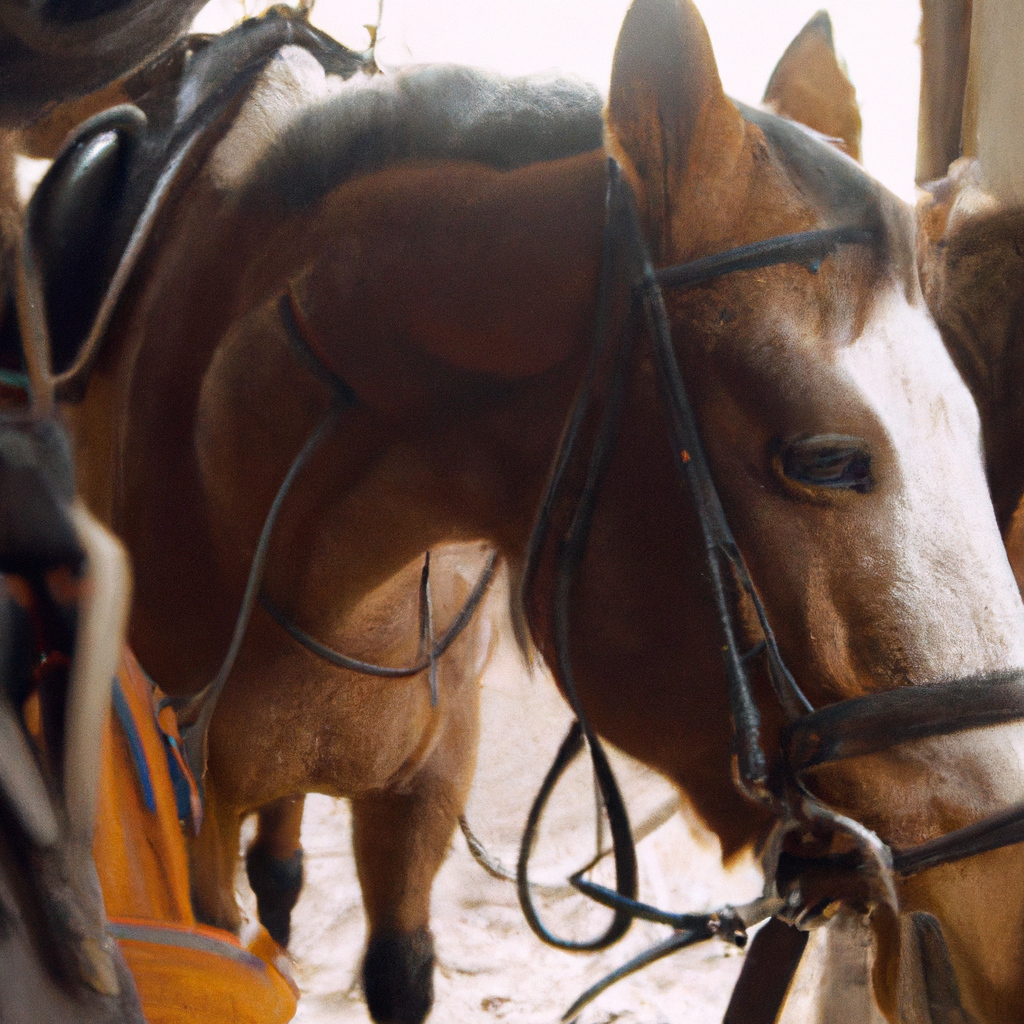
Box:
[111, 920, 298, 1024]
[93, 648, 297, 1023]
[94, 648, 193, 923]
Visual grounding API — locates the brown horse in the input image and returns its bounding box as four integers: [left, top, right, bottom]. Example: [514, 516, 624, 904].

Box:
[28, 1, 1024, 1022]
[0, 415, 143, 1024]
[17, 14, 507, 1024]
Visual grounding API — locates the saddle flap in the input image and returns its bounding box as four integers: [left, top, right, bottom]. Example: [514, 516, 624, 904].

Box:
[24, 103, 146, 377]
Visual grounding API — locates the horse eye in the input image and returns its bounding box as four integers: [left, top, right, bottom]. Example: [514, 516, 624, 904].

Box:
[780, 435, 872, 493]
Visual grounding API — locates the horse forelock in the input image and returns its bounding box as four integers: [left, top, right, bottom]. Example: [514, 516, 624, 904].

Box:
[239, 63, 605, 211]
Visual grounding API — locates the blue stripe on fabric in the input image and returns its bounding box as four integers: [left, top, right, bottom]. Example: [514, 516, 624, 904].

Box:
[111, 676, 156, 813]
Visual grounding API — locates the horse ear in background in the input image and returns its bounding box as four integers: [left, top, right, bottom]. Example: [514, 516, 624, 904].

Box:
[762, 10, 862, 162]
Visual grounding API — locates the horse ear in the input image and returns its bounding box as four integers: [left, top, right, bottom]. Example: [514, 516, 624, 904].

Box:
[762, 11, 862, 161]
[606, 0, 744, 257]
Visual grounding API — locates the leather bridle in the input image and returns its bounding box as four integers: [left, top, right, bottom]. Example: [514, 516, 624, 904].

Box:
[518, 157, 1024, 1023]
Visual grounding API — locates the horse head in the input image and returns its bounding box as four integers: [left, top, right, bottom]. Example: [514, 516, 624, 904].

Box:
[602, 1, 1024, 1019]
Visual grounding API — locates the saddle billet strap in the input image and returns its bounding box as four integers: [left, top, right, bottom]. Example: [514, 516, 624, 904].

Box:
[258, 551, 498, 679]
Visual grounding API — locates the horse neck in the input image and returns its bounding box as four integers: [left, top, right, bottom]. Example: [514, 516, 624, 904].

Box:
[230, 151, 611, 609]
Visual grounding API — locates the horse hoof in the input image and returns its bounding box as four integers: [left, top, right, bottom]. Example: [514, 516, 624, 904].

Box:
[244, 845, 304, 947]
[362, 928, 434, 1024]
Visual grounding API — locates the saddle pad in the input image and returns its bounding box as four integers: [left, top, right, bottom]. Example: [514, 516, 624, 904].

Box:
[95, 647, 297, 1023]
[108, 918, 298, 1024]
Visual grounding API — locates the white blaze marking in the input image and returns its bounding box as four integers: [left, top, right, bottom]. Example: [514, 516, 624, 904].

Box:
[837, 287, 1024, 676]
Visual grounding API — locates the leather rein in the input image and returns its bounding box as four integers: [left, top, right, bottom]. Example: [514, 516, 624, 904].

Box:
[519, 157, 1024, 1022]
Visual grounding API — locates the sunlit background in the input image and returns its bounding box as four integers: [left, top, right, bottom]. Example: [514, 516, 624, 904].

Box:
[195, 0, 923, 203]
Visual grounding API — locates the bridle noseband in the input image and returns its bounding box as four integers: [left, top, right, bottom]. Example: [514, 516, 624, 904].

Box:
[519, 157, 1024, 1022]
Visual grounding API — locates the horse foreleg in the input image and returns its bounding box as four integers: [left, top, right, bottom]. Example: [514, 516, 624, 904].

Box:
[188, 777, 244, 933]
[245, 794, 306, 947]
[350, 693, 480, 1024]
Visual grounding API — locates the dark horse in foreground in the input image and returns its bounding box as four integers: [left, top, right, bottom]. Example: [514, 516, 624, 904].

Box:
[24, 0, 1024, 1021]
[0, 416, 141, 1024]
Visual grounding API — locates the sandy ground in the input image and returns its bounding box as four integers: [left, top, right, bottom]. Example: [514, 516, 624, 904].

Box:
[233, 626, 786, 1024]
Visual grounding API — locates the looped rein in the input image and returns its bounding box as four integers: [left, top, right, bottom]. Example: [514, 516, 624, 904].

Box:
[518, 157, 1024, 1022]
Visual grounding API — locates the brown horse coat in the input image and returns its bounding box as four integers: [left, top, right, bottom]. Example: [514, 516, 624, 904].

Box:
[48, 1, 1024, 1021]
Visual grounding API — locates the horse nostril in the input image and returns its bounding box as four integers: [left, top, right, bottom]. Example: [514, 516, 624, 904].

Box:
[779, 434, 873, 493]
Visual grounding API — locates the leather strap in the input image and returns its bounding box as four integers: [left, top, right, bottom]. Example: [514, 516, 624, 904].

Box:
[723, 919, 809, 1024]
[785, 670, 1024, 773]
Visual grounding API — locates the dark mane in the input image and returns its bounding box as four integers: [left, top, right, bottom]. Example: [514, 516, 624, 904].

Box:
[242, 63, 605, 211]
